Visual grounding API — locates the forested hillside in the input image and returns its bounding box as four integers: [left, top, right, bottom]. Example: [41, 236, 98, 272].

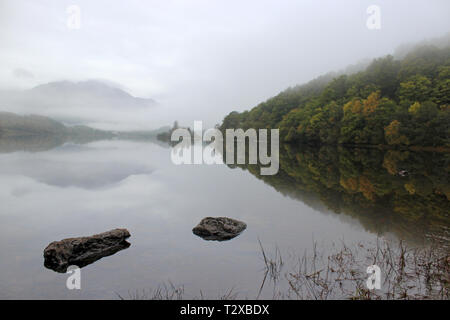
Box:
[0, 112, 67, 136]
[221, 45, 450, 149]
[0, 111, 113, 140]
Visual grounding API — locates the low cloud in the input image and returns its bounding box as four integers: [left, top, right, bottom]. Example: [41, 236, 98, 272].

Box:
[13, 68, 34, 79]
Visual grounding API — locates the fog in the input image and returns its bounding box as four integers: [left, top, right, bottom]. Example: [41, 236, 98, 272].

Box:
[0, 0, 449, 130]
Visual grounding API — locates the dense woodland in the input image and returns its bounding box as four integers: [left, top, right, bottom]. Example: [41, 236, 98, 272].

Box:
[221, 45, 450, 149]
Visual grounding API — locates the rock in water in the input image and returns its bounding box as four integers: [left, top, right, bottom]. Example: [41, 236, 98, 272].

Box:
[192, 217, 247, 241]
[398, 169, 409, 177]
[43, 228, 131, 273]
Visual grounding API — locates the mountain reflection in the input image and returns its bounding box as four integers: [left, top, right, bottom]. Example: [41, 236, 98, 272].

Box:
[0, 133, 168, 154]
[0, 135, 68, 153]
[0, 158, 153, 189]
[0, 135, 155, 189]
[230, 145, 450, 245]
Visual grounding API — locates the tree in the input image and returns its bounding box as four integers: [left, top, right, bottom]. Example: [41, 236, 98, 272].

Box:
[363, 91, 380, 116]
[384, 120, 409, 146]
[398, 75, 432, 103]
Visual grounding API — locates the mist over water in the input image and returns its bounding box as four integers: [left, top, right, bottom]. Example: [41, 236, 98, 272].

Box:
[0, 1, 449, 301]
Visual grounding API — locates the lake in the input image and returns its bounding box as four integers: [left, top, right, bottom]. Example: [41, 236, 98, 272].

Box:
[0, 137, 448, 299]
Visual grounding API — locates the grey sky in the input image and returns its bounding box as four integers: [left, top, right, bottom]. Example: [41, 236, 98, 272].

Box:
[1, 0, 449, 129]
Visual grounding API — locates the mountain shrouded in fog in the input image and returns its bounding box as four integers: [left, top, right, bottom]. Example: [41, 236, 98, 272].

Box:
[29, 80, 156, 109]
[0, 80, 157, 130]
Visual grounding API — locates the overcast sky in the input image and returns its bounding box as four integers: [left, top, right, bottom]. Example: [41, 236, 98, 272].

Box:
[1, 0, 449, 128]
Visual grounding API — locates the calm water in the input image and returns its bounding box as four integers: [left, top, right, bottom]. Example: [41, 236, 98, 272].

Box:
[0, 138, 448, 299]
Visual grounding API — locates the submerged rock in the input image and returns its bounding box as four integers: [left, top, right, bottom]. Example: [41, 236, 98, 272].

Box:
[43, 228, 131, 273]
[192, 217, 247, 241]
[398, 169, 409, 177]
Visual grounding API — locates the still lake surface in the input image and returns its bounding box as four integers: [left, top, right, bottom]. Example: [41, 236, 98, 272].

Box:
[0, 137, 448, 299]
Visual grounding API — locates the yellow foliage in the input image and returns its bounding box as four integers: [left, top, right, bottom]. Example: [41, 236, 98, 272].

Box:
[404, 183, 415, 195]
[340, 177, 358, 192]
[351, 100, 362, 113]
[343, 99, 362, 114]
[382, 155, 397, 175]
[363, 91, 380, 116]
[384, 120, 410, 145]
[408, 102, 421, 114]
[359, 176, 375, 201]
[343, 101, 352, 113]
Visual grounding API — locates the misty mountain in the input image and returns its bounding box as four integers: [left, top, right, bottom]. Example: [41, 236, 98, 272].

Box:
[0, 80, 155, 110]
[0, 80, 157, 127]
[28, 80, 156, 109]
